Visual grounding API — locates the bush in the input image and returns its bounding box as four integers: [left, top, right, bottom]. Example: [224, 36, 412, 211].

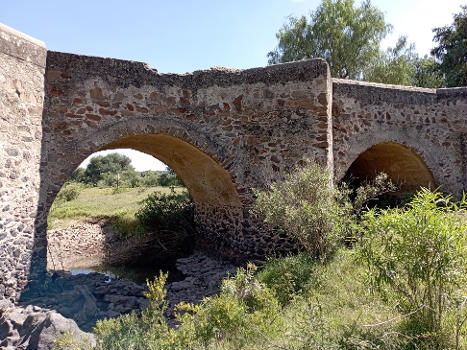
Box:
[92, 266, 281, 349]
[136, 191, 193, 233]
[256, 253, 317, 305]
[56, 183, 81, 202]
[94, 272, 191, 350]
[357, 189, 467, 347]
[110, 209, 146, 239]
[176, 264, 282, 348]
[252, 161, 349, 260]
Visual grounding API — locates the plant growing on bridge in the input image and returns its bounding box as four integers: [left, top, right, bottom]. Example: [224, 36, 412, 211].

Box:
[356, 189, 467, 347]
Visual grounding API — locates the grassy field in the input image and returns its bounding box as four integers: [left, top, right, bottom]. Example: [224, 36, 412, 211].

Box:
[48, 185, 186, 230]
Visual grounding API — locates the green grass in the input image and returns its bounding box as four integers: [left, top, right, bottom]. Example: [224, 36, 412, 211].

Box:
[252, 249, 401, 349]
[59, 245, 466, 350]
[48, 186, 186, 230]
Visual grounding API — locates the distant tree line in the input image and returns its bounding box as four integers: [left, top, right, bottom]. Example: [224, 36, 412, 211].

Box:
[69, 153, 183, 188]
[268, 1, 466, 88]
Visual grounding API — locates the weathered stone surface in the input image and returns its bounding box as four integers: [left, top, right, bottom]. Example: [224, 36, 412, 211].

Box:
[332, 79, 467, 195]
[0, 23, 48, 302]
[4, 253, 236, 334]
[1, 23, 466, 301]
[0, 301, 95, 350]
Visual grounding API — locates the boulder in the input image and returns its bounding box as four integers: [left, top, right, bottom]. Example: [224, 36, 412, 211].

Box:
[0, 303, 95, 350]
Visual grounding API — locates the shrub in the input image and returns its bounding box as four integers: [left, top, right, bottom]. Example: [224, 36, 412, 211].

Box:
[110, 209, 146, 239]
[56, 183, 81, 202]
[176, 264, 282, 348]
[252, 161, 396, 260]
[136, 191, 194, 233]
[256, 252, 316, 305]
[252, 161, 349, 260]
[356, 189, 467, 346]
[93, 266, 281, 349]
[94, 272, 192, 350]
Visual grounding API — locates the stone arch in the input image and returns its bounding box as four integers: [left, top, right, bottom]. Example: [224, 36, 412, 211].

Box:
[48, 115, 242, 209]
[334, 126, 449, 192]
[343, 142, 436, 193]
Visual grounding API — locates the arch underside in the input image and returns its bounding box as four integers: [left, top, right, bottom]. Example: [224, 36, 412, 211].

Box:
[345, 142, 436, 193]
[101, 134, 241, 207]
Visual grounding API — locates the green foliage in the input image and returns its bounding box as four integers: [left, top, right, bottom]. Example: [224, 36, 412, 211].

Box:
[70, 155, 184, 189]
[412, 55, 445, 88]
[140, 170, 160, 187]
[54, 329, 93, 350]
[56, 183, 82, 202]
[94, 272, 191, 350]
[69, 168, 87, 183]
[252, 163, 395, 261]
[363, 36, 445, 87]
[101, 169, 142, 189]
[136, 191, 193, 232]
[85, 153, 134, 186]
[339, 172, 396, 219]
[256, 253, 316, 305]
[268, 0, 390, 79]
[157, 172, 183, 187]
[48, 186, 187, 231]
[252, 161, 349, 260]
[357, 189, 467, 346]
[176, 264, 282, 348]
[431, 6, 467, 87]
[88, 233, 466, 350]
[363, 36, 417, 86]
[109, 209, 146, 239]
[93, 266, 281, 349]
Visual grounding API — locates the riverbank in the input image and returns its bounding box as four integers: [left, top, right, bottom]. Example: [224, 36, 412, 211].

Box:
[1, 252, 237, 349]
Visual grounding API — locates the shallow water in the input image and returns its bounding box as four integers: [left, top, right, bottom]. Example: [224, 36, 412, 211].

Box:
[70, 261, 185, 284]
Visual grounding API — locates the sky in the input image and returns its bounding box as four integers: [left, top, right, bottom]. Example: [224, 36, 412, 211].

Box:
[1, 0, 463, 171]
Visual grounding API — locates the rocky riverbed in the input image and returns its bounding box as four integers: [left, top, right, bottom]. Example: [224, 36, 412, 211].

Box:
[0, 253, 237, 349]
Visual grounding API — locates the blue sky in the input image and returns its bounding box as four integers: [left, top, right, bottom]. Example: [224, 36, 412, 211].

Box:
[1, 0, 463, 170]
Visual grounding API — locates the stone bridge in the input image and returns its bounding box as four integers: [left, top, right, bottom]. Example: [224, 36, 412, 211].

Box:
[1, 24, 466, 300]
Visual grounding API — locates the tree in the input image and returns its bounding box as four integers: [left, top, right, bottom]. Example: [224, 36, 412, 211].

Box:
[362, 36, 416, 85]
[268, 0, 391, 79]
[431, 6, 467, 87]
[411, 55, 445, 88]
[69, 167, 87, 183]
[141, 170, 160, 187]
[84, 153, 134, 186]
[362, 37, 445, 87]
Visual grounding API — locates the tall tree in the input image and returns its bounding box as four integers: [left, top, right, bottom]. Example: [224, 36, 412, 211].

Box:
[431, 6, 467, 87]
[85, 153, 133, 186]
[362, 37, 444, 87]
[411, 56, 445, 88]
[268, 0, 391, 79]
[362, 36, 416, 85]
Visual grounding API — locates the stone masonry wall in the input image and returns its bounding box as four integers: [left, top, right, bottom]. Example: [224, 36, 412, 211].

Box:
[41, 53, 333, 263]
[332, 79, 467, 195]
[0, 24, 47, 301]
